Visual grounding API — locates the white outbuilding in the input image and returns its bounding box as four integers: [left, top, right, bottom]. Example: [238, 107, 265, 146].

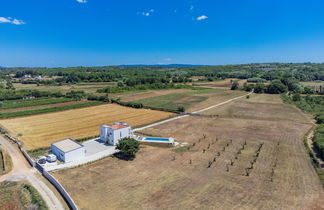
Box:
[51, 138, 86, 163]
[100, 122, 132, 145]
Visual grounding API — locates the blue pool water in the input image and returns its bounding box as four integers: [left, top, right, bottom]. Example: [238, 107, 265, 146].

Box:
[144, 137, 170, 142]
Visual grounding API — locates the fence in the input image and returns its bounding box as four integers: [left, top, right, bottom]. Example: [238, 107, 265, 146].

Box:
[20, 148, 35, 167]
[43, 170, 78, 210]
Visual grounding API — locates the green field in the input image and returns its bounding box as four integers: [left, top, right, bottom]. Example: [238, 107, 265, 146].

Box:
[0, 101, 104, 118]
[133, 89, 216, 111]
[0, 97, 73, 109]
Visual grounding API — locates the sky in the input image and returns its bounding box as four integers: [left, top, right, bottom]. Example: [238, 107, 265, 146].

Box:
[1, 0, 324, 67]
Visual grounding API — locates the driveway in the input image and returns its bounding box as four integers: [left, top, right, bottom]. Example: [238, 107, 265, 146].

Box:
[43, 139, 117, 172]
[0, 136, 64, 210]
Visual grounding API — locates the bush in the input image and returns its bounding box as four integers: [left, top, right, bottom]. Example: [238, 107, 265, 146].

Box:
[22, 184, 48, 210]
[292, 93, 301, 101]
[315, 114, 324, 124]
[177, 106, 185, 112]
[116, 138, 140, 159]
[267, 80, 288, 94]
[314, 125, 324, 159]
[231, 81, 239, 90]
[254, 83, 267, 93]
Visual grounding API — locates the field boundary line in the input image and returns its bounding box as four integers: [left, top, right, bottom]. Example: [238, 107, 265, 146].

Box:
[133, 90, 252, 132]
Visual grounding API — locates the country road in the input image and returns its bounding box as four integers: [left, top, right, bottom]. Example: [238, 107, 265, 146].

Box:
[0, 136, 64, 210]
[133, 90, 253, 132]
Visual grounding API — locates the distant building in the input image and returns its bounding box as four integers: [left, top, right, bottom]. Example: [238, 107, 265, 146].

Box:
[34, 76, 42, 80]
[100, 122, 132, 145]
[51, 138, 86, 163]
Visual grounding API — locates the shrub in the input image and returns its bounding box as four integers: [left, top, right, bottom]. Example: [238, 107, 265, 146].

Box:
[314, 125, 324, 159]
[315, 114, 324, 124]
[116, 138, 140, 159]
[177, 106, 185, 112]
[231, 81, 239, 90]
[247, 77, 267, 83]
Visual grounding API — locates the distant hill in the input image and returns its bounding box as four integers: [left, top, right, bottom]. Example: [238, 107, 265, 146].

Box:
[119, 64, 206, 68]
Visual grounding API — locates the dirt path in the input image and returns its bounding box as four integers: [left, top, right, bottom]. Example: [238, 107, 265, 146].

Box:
[0, 136, 64, 210]
[133, 90, 253, 132]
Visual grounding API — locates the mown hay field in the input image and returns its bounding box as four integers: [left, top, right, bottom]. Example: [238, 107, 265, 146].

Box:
[0, 104, 174, 150]
[53, 94, 324, 210]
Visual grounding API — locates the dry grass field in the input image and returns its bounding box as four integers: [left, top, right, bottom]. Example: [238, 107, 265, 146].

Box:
[110, 89, 191, 102]
[13, 82, 116, 94]
[0, 104, 174, 150]
[53, 94, 324, 210]
[195, 78, 248, 88]
[128, 88, 246, 112]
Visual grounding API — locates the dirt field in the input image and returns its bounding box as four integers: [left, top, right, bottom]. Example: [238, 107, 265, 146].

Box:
[53, 94, 324, 210]
[110, 89, 191, 102]
[13, 82, 116, 94]
[130, 88, 246, 112]
[195, 78, 248, 88]
[302, 81, 324, 87]
[0, 104, 174, 150]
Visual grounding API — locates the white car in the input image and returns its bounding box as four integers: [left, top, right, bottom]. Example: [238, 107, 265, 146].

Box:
[46, 154, 57, 163]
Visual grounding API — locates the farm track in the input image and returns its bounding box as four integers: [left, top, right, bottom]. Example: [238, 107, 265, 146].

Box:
[0, 136, 64, 210]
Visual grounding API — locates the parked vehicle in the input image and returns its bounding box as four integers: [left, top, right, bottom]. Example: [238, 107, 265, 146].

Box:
[46, 154, 57, 163]
[38, 156, 46, 164]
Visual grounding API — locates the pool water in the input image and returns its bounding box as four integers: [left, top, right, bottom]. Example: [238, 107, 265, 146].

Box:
[144, 137, 170, 142]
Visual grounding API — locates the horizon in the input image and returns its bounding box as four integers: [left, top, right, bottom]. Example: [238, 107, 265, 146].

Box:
[1, 0, 324, 67]
[2, 62, 324, 69]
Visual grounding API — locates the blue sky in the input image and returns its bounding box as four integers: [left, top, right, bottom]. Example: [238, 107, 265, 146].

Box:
[1, 0, 324, 67]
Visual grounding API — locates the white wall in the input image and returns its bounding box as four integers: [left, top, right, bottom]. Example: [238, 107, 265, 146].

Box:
[51, 145, 65, 162]
[51, 145, 85, 163]
[64, 147, 86, 162]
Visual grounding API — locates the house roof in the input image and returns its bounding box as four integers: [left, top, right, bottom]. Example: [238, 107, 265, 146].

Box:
[51, 138, 83, 153]
[102, 123, 130, 130]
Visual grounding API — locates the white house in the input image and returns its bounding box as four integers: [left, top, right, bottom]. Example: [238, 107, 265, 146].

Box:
[51, 138, 86, 163]
[100, 122, 132, 145]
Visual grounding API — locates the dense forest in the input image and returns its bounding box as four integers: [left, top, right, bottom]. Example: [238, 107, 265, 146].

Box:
[1, 63, 324, 84]
[0, 63, 324, 100]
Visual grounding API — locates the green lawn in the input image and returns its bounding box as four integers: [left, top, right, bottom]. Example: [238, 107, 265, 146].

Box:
[132, 89, 217, 111]
[0, 97, 74, 109]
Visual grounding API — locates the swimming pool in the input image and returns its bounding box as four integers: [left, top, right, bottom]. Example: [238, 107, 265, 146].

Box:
[143, 137, 170, 142]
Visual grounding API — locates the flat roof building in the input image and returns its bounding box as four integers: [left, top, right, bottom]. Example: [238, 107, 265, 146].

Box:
[51, 138, 86, 163]
[100, 122, 132, 145]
